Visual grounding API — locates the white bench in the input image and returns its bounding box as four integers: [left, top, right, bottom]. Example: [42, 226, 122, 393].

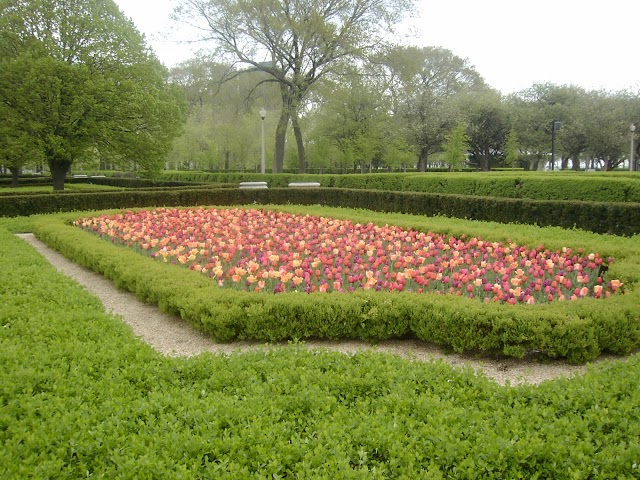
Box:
[288, 182, 320, 188]
[239, 181, 268, 189]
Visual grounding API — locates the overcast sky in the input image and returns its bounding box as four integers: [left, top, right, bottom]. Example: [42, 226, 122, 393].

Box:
[114, 0, 640, 95]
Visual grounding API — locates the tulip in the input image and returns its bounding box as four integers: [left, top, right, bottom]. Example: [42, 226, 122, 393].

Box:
[75, 207, 621, 305]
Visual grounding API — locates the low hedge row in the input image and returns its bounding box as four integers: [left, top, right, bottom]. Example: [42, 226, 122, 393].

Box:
[0, 176, 52, 186]
[69, 176, 209, 189]
[4, 224, 640, 477]
[5, 187, 640, 236]
[159, 171, 640, 203]
[0, 183, 234, 198]
[31, 208, 640, 363]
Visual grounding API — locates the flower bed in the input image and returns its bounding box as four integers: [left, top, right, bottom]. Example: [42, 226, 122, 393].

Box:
[75, 207, 622, 305]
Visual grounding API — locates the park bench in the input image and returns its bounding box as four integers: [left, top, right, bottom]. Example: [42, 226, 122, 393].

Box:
[239, 181, 268, 189]
[287, 182, 320, 188]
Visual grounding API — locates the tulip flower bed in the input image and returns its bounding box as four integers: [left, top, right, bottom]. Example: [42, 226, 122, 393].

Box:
[75, 207, 622, 305]
[31, 207, 640, 362]
[3, 222, 640, 478]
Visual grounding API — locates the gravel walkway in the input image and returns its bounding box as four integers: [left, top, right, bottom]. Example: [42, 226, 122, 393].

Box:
[18, 233, 615, 386]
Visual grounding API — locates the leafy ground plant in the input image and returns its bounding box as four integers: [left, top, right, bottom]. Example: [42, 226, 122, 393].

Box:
[2, 222, 640, 478]
[31, 207, 640, 362]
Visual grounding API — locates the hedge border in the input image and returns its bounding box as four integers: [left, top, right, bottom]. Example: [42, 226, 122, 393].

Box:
[31, 206, 640, 363]
[4, 188, 640, 236]
[159, 171, 640, 203]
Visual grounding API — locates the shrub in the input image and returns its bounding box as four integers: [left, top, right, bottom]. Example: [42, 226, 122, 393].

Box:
[30, 207, 640, 363]
[2, 223, 640, 478]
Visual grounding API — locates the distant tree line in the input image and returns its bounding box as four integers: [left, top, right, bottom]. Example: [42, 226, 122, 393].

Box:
[166, 51, 640, 174]
[2, 0, 639, 190]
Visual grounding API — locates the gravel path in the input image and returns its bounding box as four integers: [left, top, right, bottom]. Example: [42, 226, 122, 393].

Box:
[18, 233, 615, 386]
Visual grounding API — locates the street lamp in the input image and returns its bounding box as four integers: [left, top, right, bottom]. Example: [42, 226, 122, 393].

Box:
[631, 124, 636, 172]
[259, 108, 266, 174]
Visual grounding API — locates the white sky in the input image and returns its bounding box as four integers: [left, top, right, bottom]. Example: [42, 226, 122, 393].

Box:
[114, 0, 640, 95]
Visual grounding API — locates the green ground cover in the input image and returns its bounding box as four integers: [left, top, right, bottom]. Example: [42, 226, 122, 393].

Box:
[31, 206, 640, 363]
[1, 212, 640, 477]
[0, 183, 124, 195]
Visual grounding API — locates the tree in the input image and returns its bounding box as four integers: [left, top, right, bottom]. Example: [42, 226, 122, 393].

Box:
[442, 122, 469, 171]
[174, 0, 414, 173]
[504, 128, 521, 168]
[507, 83, 640, 171]
[582, 90, 639, 170]
[311, 72, 390, 172]
[167, 57, 281, 172]
[462, 90, 509, 171]
[0, 129, 44, 186]
[374, 46, 487, 171]
[0, 0, 187, 190]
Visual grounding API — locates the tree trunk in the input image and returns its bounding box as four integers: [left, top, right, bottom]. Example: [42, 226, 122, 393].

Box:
[418, 148, 428, 172]
[274, 108, 289, 174]
[291, 112, 306, 174]
[570, 156, 580, 170]
[9, 167, 20, 187]
[274, 87, 294, 174]
[481, 151, 490, 171]
[49, 157, 72, 191]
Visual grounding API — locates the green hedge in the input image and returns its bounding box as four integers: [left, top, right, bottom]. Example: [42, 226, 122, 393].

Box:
[4, 187, 640, 236]
[69, 176, 209, 188]
[3, 225, 640, 477]
[159, 171, 640, 203]
[0, 176, 51, 186]
[30, 207, 640, 363]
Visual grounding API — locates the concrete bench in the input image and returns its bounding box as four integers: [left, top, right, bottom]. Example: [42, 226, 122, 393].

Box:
[73, 174, 88, 178]
[288, 182, 320, 188]
[239, 181, 268, 189]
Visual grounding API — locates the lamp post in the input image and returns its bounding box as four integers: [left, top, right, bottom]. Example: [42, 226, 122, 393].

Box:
[631, 124, 636, 172]
[259, 108, 266, 174]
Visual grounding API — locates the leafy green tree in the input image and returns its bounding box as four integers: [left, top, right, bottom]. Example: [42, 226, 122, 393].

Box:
[168, 58, 280, 172]
[462, 90, 509, 171]
[175, 0, 414, 173]
[311, 74, 391, 173]
[374, 46, 486, 171]
[504, 128, 521, 168]
[0, 129, 44, 186]
[0, 0, 187, 190]
[582, 90, 639, 170]
[507, 83, 640, 171]
[442, 122, 469, 171]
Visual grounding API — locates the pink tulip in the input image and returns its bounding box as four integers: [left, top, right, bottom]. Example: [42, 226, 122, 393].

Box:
[74, 207, 622, 305]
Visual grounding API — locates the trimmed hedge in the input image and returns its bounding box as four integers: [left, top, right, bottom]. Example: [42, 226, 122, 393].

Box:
[3, 224, 640, 477]
[4, 187, 640, 236]
[69, 176, 210, 188]
[31, 208, 640, 363]
[159, 171, 640, 203]
[0, 176, 52, 186]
